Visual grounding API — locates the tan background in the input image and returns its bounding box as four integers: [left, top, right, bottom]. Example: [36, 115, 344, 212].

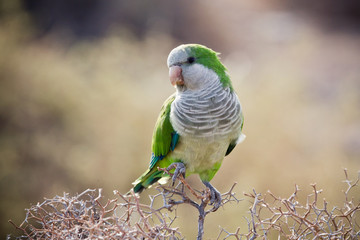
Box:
[1, 0, 360, 238]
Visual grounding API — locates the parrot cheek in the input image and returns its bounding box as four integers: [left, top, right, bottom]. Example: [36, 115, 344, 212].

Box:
[169, 65, 184, 86]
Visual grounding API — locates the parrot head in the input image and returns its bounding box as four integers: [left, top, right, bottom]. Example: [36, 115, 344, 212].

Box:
[167, 44, 233, 91]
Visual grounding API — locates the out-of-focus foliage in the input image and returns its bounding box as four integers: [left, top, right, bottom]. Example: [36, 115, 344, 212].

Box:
[1, 0, 360, 238]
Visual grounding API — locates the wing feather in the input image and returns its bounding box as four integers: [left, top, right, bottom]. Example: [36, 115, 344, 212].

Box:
[149, 93, 178, 169]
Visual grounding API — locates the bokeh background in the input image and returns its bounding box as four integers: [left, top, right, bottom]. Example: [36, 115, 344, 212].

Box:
[1, 0, 360, 238]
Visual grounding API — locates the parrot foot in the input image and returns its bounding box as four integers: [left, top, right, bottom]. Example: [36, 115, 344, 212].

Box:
[166, 162, 186, 184]
[202, 181, 222, 211]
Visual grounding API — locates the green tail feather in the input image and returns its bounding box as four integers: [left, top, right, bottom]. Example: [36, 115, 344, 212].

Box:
[133, 168, 165, 193]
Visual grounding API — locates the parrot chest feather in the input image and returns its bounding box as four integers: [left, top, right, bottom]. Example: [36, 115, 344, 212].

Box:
[171, 85, 242, 137]
[170, 135, 230, 173]
[169, 72, 243, 174]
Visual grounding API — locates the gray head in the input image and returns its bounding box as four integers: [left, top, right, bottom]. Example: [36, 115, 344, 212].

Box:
[167, 44, 232, 91]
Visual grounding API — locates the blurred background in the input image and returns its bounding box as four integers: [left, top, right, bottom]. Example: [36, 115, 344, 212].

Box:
[1, 0, 360, 238]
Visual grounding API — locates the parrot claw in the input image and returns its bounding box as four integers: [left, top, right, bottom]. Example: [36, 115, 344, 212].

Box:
[166, 162, 186, 184]
[203, 181, 222, 211]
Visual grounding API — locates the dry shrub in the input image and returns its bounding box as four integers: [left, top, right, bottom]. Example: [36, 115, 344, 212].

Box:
[8, 189, 182, 239]
[9, 169, 360, 239]
[218, 169, 360, 239]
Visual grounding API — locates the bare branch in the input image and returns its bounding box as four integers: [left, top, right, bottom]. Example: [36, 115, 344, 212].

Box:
[8, 169, 360, 239]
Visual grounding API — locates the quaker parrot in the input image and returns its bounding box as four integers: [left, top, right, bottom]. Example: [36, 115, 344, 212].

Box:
[132, 44, 245, 210]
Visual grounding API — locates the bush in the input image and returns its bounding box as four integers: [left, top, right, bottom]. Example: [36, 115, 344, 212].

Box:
[9, 169, 360, 239]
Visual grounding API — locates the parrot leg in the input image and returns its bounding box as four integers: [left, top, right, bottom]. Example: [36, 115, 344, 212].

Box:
[202, 181, 222, 211]
[166, 162, 186, 183]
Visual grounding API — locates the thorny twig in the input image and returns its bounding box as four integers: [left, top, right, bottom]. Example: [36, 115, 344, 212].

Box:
[157, 167, 241, 240]
[8, 172, 240, 240]
[8, 169, 360, 239]
[217, 169, 360, 239]
[9, 189, 182, 239]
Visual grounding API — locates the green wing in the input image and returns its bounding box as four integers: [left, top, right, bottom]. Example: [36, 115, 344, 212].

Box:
[133, 94, 178, 193]
[150, 93, 178, 168]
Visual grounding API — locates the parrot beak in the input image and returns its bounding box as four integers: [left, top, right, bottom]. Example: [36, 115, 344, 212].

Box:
[169, 65, 184, 86]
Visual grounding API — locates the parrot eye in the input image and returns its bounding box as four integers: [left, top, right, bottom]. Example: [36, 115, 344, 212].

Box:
[187, 57, 196, 64]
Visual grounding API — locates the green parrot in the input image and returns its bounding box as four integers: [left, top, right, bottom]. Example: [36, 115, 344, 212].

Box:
[132, 44, 245, 210]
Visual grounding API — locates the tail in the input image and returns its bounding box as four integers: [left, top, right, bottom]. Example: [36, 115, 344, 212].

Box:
[132, 168, 167, 193]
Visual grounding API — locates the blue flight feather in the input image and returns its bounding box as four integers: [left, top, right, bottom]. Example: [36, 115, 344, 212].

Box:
[148, 131, 179, 169]
[170, 131, 179, 151]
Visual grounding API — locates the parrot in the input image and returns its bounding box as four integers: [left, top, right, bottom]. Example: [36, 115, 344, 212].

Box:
[132, 44, 245, 210]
